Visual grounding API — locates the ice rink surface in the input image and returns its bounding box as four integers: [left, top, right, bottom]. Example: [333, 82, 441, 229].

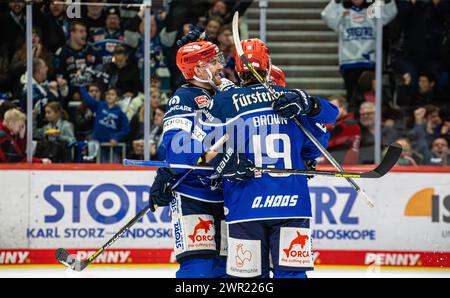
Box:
[0, 266, 448, 278]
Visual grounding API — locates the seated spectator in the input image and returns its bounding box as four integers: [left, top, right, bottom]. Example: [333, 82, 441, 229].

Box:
[0, 101, 17, 122]
[358, 102, 375, 164]
[21, 58, 68, 128]
[327, 95, 361, 164]
[205, 1, 227, 21]
[205, 16, 224, 45]
[129, 105, 165, 161]
[395, 137, 418, 166]
[104, 46, 141, 97]
[10, 29, 54, 97]
[150, 86, 167, 111]
[80, 85, 129, 163]
[427, 137, 449, 166]
[397, 72, 444, 110]
[217, 24, 238, 83]
[0, 108, 51, 163]
[90, 7, 126, 65]
[408, 105, 445, 163]
[34, 102, 76, 163]
[73, 83, 100, 141]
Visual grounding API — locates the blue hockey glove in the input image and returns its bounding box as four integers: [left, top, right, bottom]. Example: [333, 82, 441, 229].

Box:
[149, 167, 178, 212]
[209, 148, 255, 182]
[273, 89, 317, 119]
[176, 26, 208, 47]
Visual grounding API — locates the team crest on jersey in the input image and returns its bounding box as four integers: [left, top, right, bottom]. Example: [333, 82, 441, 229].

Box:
[194, 95, 210, 109]
[352, 12, 365, 23]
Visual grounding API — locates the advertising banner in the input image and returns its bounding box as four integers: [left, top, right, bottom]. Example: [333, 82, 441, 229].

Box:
[0, 166, 449, 268]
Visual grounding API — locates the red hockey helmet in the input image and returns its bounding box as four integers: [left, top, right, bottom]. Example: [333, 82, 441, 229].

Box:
[176, 41, 221, 80]
[270, 65, 286, 87]
[234, 38, 271, 74]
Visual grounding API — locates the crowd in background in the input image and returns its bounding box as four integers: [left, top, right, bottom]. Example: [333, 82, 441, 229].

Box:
[0, 0, 448, 166]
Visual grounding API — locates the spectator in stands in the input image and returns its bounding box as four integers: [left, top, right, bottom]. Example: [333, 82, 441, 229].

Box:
[395, 0, 449, 88]
[327, 95, 361, 164]
[427, 137, 449, 166]
[358, 101, 376, 164]
[21, 58, 68, 128]
[34, 102, 76, 163]
[0, 101, 17, 122]
[34, 1, 70, 53]
[54, 21, 101, 98]
[73, 83, 100, 141]
[91, 7, 126, 65]
[10, 29, 54, 97]
[0, 108, 51, 163]
[397, 72, 444, 110]
[80, 85, 129, 163]
[205, 16, 224, 45]
[129, 105, 165, 161]
[217, 24, 238, 83]
[205, 1, 228, 21]
[395, 137, 418, 166]
[104, 46, 141, 97]
[82, 0, 106, 36]
[0, 0, 26, 60]
[408, 105, 444, 163]
[123, 7, 171, 88]
[321, 0, 397, 99]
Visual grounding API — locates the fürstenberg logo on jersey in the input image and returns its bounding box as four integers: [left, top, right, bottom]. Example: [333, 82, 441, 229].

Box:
[310, 186, 376, 241]
[28, 184, 171, 241]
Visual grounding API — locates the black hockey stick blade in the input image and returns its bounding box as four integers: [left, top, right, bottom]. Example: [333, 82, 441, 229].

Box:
[360, 142, 402, 178]
[55, 248, 89, 272]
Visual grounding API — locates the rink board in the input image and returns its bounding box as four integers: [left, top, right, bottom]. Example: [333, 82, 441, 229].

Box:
[0, 164, 449, 269]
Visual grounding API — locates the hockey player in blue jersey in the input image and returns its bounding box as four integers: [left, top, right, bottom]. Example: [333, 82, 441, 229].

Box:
[202, 38, 339, 278]
[148, 40, 234, 278]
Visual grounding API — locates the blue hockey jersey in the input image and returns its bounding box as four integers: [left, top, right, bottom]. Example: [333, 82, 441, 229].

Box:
[201, 84, 339, 223]
[162, 85, 223, 203]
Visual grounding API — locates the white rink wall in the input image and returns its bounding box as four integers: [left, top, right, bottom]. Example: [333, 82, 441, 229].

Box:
[0, 165, 449, 269]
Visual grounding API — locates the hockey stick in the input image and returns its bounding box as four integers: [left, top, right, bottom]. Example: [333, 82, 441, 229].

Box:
[55, 134, 229, 271]
[124, 142, 402, 179]
[231, 12, 391, 208]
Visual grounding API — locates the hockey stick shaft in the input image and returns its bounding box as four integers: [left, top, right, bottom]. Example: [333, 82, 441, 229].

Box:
[56, 134, 229, 270]
[232, 12, 376, 207]
[86, 134, 229, 264]
[124, 143, 401, 179]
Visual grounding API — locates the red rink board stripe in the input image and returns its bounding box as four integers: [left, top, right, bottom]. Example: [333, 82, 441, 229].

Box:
[0, 249, 449, 268]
